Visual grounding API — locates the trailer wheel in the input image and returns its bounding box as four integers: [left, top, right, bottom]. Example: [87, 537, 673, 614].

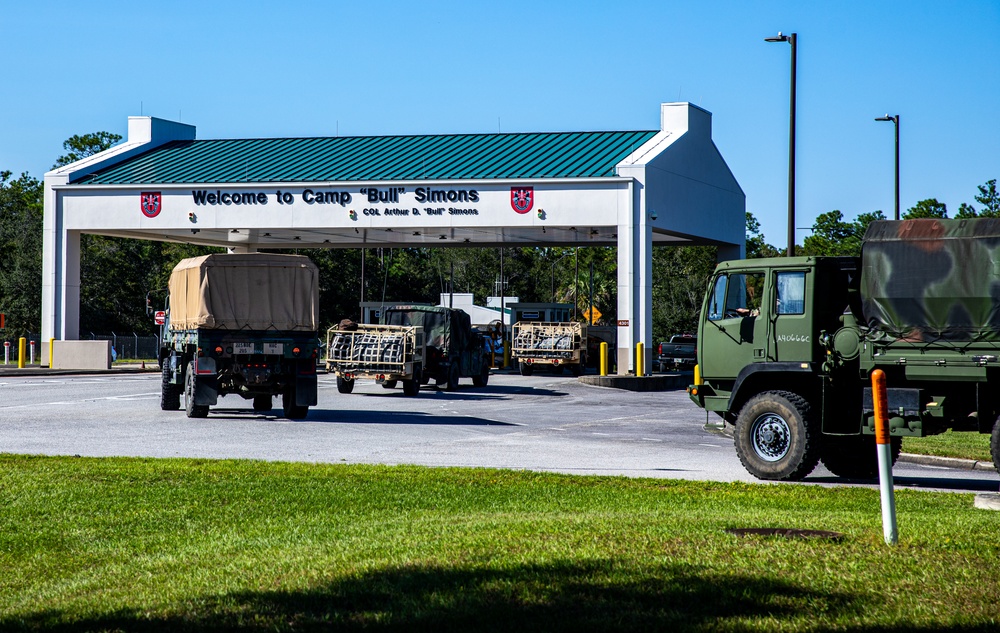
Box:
[821, 434, 901, 479]
[184, 361, 209, 418]
[381, 380, 398, 389]
[282, 384, 309, 420]
[160, 361, 180, 411]
[734, 390, 820, 481]
[473, 361, 490, 387]
[252, 396, 272, 412]
[336, 376, 355, 394]
[444, 363, 461, 391]
[403, 379, 420, 396]
[991, 415, 1000, 475]
[519, 362, 534, 377]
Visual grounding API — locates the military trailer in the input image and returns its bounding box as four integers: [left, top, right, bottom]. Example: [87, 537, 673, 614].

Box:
[689, 218, 1000, 480]
[325, 322, 424, 396]
[511, 321, 588, 376]
[381, 305, 491, 390]
[156, 253, 320, 420]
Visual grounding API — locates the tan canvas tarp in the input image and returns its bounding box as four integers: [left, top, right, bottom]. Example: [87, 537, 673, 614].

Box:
[168, 253, 318, 331]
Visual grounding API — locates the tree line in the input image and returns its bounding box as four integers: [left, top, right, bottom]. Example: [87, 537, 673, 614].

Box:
[1, 131, 995, 343]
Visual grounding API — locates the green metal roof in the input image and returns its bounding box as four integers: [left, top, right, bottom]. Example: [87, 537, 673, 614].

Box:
[73, 130, 658, 185]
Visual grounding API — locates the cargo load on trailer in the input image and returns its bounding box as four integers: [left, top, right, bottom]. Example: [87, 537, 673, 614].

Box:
[688, 218, 1000, 480]
[511, 321, 587, 376]
[155, 253, 320, 419]
[325, 319, 425, 396]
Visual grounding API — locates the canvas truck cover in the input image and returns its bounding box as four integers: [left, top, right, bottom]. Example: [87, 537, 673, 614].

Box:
[383, 305, 473, 353]
[168, 253, 319, 331]
[861, 218, 1000, 341]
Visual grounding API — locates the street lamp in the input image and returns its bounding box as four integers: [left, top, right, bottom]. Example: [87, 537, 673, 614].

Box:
[765, 31, 797, 257]
[875, 114, 900, 220]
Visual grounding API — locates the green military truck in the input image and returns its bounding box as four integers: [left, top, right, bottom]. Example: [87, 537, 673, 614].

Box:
[157, 253, 320, 419]
[689, 218, 1000, 480]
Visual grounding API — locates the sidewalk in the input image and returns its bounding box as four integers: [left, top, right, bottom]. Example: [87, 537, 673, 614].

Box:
[0, 362, 160, 377]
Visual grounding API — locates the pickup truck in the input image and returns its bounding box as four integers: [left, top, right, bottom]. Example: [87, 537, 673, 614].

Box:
[656, 335, 696, 372]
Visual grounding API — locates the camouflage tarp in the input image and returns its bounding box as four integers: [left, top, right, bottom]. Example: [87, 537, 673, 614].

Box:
[861, 218, 1000, 341]
[382, 305, 474, 354]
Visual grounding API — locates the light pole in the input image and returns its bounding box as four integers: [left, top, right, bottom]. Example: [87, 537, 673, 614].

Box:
[875, 114, 900, 220]
[765, 31, 797, 257]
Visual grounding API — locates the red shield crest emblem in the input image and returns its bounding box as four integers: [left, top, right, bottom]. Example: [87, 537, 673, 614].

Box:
[511, 187, 533, 214]
[140, 192, 162, 218]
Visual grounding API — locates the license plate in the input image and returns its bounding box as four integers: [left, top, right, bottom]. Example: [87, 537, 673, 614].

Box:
[263, 343, 283, 355]
[233, 342, 255, 355]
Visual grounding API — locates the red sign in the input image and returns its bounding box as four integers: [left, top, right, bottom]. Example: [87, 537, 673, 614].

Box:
[617, 320, 629, 327]
[510, 187, 533, 213]
[140, 192, 162, 218]
[154, 310, 166, 325]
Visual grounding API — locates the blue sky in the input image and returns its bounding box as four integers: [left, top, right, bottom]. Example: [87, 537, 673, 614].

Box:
[2, 0, 998, 249]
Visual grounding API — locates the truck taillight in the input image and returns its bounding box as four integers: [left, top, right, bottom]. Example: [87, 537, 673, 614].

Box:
[214, 346, 223, 355]
[292, 347, 301, 356]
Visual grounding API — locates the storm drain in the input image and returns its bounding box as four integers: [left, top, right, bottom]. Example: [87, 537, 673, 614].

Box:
[725, 527, 845, 542]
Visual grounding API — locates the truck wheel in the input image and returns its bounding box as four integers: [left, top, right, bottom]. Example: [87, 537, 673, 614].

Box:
[184, 362, 209, 418]
[282, 385, 309, 420]
[519, 362, 534, 377]
[734, 391, 820, 481]
[160, 361, 181, 411]
[991, 415, 1000, 475]
[473, 362, 490, 387]
[381, 380, 398, 389]
[252, 396, 272, 412]
[336, 376, 355, 394]
[403, 379, 420, 396]
[445, 363, 461, 391]
[821, 435, 902, 479]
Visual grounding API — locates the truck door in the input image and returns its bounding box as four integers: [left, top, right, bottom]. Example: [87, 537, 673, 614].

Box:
[699, 270, 771, 380]
[769, 270, 813, 362]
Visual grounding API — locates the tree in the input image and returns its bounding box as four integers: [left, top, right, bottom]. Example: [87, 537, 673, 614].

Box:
[52, 132, 123, 169]
[801, 210, 885, 257]
[903, 198, 948, 219]
[0, 171, 43, 338]
[745, 212, 780, 259]
[951, 179, 999, 218]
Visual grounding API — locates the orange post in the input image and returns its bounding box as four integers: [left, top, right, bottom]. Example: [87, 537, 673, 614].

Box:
[870, 368, 897, 545]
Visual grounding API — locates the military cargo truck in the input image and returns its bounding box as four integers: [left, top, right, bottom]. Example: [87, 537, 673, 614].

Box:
[512, 321, 587, 376]
[157, 253, 320, 419]
[380, 305, 490, 390]
[689, 218, 1000, 480]
[325, 322, 424, 396]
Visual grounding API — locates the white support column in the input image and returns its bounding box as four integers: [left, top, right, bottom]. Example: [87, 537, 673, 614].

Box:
[616, 181, 639, 375]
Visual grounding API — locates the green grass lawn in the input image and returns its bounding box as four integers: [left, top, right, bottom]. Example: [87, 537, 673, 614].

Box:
[903, 429, 994, 463]
[1, 455, 999, 632]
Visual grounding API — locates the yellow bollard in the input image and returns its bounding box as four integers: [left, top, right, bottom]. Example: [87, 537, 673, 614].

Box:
[599, 342, 608, 376]
[18, 337, 26, 369]
[635, 342, 644, 377]
[49, 338, 54, 368]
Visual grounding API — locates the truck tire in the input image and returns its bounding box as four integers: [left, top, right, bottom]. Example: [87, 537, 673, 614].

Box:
[473, 361, 490, 387]
[252, 396, 272, 412]
[734, 390, 820, 481]
[282, 385, 309, 420]
[444, 363, 461, 391]
[992, 415, 1000, 475]
[160, 361, 181, 411]
[519, 362, 534, 377]
[184, 361, 209, 419]
[403, 379, 420, 396]
[821, 434, 902, 479]
[336, 376, 355, 394]
[381, 380, 398, 389]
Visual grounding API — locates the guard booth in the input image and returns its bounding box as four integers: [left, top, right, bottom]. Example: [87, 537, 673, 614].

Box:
[508, 302, 574, 328]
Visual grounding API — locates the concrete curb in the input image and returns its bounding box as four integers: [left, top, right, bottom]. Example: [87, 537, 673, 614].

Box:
[578, 373, 691, 392]
[0, 364, 159, 377]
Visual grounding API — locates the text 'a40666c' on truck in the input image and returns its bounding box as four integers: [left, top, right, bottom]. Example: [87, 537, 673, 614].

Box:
[688, 218, 1000, 481]
[155, 253, 320, 420]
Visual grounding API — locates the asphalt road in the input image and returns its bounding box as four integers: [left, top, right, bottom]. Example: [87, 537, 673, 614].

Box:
[1, 370, 998, 494]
